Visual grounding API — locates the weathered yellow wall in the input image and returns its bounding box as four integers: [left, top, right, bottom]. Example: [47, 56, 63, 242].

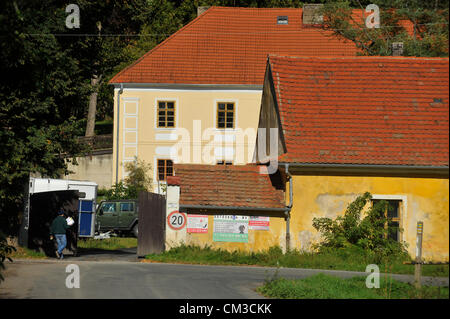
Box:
[183, 176, 449, 262]
[184, 214, 288, 253]
[289, 175, 449, 262]
[113, 88, 262, 190]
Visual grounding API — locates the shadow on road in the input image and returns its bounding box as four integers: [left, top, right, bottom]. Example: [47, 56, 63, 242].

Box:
[65, 247, 138, 262]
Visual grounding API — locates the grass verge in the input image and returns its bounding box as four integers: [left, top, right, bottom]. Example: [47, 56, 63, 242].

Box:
[8, 246, 47, 259]
[77, 237, 137, 250]
[6, 237, 137, 259]
[145, 244, 449, 277]
[257, 273, 449, 299]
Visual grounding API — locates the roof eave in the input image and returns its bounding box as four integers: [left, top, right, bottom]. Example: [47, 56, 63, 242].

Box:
[179, 204, 287, 216]
[279, 162, 449, 178]
[111, 83, 263, 90]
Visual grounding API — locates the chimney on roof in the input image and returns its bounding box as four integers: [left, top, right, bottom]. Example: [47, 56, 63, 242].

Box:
[391, 42, 404, 56]
[302, 4, 324, 25]
[197, 6, 210, 17]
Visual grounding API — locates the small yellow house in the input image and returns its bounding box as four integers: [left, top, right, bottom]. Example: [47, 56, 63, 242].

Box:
[109, 6, 358, 190]
[254, 55, 449, 261]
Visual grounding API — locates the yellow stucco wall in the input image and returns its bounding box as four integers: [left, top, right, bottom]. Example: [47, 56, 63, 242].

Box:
[184, 214, 287, 252]
[182, 176, 449, 262]
[289, 175, 449, 262]
[113, 88, 262, 189]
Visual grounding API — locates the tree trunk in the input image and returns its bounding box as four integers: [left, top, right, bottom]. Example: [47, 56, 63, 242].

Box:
[85, 74, 102, 137]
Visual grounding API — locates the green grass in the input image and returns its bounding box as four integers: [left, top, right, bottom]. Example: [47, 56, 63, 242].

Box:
[8, 246, 47, 259]
[257, 274, 449, 299]
[77, 237, 137, 250]
[145, 244, 449, 277]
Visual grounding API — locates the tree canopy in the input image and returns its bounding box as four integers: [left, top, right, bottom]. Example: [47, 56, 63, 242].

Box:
[321, 0, 449, 56]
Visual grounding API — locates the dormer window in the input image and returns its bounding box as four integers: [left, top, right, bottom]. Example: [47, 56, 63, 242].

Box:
[277, 16, 288, 25]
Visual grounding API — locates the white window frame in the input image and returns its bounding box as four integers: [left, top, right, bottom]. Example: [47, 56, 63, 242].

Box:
[371, 194, 407, 242]
[154, 97, 179, 131]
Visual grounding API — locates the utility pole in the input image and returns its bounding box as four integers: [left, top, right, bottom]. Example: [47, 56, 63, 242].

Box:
[414, 221, 423, 289]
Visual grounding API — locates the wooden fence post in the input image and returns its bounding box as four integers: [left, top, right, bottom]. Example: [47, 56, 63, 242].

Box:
[414, 221, 423, 289]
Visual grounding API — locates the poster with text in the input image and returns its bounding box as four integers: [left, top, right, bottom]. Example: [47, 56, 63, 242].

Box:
[249, 216, 270, 230]
[213, 215, 249, 243]
[187, 214, 208, 233]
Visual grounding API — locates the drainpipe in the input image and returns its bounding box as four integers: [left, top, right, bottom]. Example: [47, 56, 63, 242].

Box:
[115, 83, 123, 185]
[285, 163, 293, 252]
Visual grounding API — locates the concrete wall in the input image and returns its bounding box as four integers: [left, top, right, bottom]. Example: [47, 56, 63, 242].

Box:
[64, 152, 113, 189]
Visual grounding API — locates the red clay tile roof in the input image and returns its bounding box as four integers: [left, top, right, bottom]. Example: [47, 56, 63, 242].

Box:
[110, 7, 361, 85]
[174, 164, 285, 209]
[269, 55, 449, 167]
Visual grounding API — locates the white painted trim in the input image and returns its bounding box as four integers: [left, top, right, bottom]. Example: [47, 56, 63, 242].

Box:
[153, 155, 177, 188]
[372, 194, 408, 242]
[122, 99, 139, 177]
[156, 133, 178, 141]
[122, 97, 140, 101]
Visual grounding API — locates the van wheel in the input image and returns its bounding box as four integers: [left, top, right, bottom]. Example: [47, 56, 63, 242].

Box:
[132, 224, 138, 238]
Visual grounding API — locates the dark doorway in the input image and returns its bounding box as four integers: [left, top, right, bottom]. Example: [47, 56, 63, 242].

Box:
[28, 190, 79, 257]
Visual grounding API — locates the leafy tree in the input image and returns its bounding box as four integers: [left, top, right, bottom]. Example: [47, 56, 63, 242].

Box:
[66, 0, 153, 137]
[0, 1, 89, 235]
[105, 157, 152, 199]
[312, 192, 409, 261]
[320, 0, 449, 56]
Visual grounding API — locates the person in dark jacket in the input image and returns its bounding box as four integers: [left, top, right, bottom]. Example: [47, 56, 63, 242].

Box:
[50, 210, 70, 259]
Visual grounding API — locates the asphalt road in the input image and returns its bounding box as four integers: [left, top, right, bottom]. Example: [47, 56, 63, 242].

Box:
[1, 253, 448, 299]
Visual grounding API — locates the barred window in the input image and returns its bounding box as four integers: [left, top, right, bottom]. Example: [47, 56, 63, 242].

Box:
[157, 101, 175, 128]
[217, 102, 234, 129]
[157, 159, 174, 181]
[372, 199, 402, 242]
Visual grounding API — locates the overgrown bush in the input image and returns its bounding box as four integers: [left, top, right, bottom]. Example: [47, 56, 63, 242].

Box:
[105, 157, 152, 200]
[312, 192, 409, 263]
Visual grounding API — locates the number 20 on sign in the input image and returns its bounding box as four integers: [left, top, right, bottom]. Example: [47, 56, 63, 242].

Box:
[167, 211, 187, 230]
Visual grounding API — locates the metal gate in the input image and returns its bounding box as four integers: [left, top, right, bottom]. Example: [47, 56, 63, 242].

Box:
[137, 191, 166, 257]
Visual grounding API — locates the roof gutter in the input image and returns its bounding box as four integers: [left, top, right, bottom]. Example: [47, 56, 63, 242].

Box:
[284, 163, 293, 252]
[179, 204, 286, 213]
[278, 162, 449, 178]
[115, 83, 123, 185]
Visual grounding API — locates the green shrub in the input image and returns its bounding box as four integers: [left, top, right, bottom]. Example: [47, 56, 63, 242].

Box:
[105, 157, 152, 200]
[312, 192, 410, 263]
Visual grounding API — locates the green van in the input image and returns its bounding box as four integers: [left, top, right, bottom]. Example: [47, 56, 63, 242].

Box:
[95, 200, 138, 237]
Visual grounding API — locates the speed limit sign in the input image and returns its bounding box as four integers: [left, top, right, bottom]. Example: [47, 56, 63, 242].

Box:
[167, 211, 187, 230]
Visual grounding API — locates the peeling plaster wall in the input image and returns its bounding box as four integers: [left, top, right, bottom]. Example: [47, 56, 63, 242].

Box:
[290, 175, 449, 262]
[166, 175, 448, 261]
